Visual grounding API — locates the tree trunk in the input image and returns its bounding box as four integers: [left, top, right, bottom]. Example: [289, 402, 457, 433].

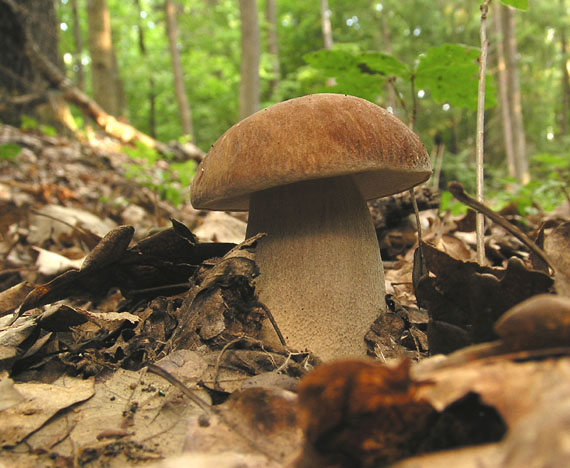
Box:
[265, 0, 280, 97]
[239, 0, 260, 120]
[2, 0, 203, 161]
[320, 0, 333, 50]
[559, 0, 570, 136]
[502, 5, 529, 183]
[380, 13, 397, 112]
[134, 0, 156, 138]
[320, 0, 336, 87]
[494, 2, 516, 178]
[71, 0, 85, 90]
[0, 0, 65, 125]
[86, 0, 124, 117]
[164, 0, 193, 138]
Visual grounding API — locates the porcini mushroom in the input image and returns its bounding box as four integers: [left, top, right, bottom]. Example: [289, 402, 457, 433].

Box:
[191, 93, 431, 360]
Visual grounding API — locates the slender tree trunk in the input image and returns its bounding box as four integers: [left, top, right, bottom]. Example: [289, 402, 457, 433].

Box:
[239, 0, 260, 120]
[502, 5, 529, 183]
[71, 0, 84, 90]
[265, 0, 280, 97]
[164, 0, 193, 138]
[86, 0, 123, 117]
[320, 0, 336, 87]
[380, 14, 396, 112]
[320, 0, 333, 50]
[134, 0, 156, 138]
[494, 2, 516, 178]
[559, 0, 570, 136]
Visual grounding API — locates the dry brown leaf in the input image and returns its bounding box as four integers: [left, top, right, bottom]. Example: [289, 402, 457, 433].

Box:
[0, 376, 95, 447]
[182, 386, 300, 467]
[0, 282, 35, 317]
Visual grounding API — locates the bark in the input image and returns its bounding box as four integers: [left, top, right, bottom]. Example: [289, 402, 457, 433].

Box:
[320, 0, 333, 50]
[86, 0, 123, 116]
[320, 0, 336, 87]
[559, 0, 570, 136]
[265, 0, 280, 96]
[502, 5, 529, 183]
[494, 2, 516, 178]
[134, 0, 156, 138]
[71, 0, 85, 90]
[0, 0, 67, 125]
[239, 0, 260, 120]
[380, 13, 397, 112]
[164, 0, 193, 138]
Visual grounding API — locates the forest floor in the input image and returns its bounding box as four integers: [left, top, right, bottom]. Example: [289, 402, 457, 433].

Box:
[1, 124, 570, 468]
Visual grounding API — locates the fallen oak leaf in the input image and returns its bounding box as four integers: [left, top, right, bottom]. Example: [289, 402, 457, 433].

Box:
[17, 222, 235, 315]
[448, 182, 553, 269]
[296, 359, 435, 467]
[80, 225, 134, 271]
[416, 243, 553, 354]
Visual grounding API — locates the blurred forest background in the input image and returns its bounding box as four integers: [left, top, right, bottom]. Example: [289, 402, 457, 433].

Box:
[1, 0, 569, 214]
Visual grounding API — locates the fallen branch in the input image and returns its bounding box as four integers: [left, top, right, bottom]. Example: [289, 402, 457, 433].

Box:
[2, 0, 204, 163]
[448, 181, 554, 270]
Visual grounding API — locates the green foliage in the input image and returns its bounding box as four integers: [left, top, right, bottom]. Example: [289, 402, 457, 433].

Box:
[439, 190, 469, 215]
[501, 0, 529, 11]
[302, 43, 496, 112]
[0, 143, 21, 161]
[122, 141, 161, 165]
[121, 142, 196, 207]
[20, 115, 57, 136]
[485, 151, 568, 215]
[20, 115, 39, 131]
[415, 44, 496, 110]
[302, 49, 387, 100]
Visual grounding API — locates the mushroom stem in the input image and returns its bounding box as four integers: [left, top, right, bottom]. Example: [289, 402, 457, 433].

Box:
[246, 176, 386, 360]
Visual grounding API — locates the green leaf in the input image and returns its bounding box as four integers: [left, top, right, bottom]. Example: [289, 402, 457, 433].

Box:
[415, 43, 496, 110]
[439, 190, 468, 215]
[322, 72, 386, 101]
[0, 143, 21, 161]
[171, 160, 197, 187]
[303, 49, 360, 74]
[533, 153, 570, 169]
[21, 115, 39, 131]
[357, 52, 411, 79]
[39, 124, 57, 137]
[500, 0, 529, 10]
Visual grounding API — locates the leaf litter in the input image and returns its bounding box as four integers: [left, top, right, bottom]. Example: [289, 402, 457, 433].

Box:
[1, 124, 570, 467]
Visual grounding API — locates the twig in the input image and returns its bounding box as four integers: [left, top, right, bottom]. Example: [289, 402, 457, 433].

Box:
[147, 364, 212, 414]
[213, 336, 247, 391]
[257, 301, 287, 346]
[475, 0, 492, 264]
[448, 181, 554, 270]
[147, 363, 281, 462]
[389, 80, 409, 120]
[409, 188, 426, 270]
[410, 76, 418, 131]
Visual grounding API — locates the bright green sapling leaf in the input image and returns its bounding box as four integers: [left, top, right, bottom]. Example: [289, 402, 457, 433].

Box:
[415, 44, 496, 110]
[500, 0, 529, 11]
[0, 143, 21, 161]
[303, 49, 360, 74]
[358, 52, 410, 79]
[303, 49, 388, 100]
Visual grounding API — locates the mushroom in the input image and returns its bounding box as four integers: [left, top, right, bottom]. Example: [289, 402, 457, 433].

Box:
[191, 93, 431, 360]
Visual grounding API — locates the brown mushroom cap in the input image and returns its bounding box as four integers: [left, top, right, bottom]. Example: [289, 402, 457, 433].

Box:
[191, 93, 432, 211]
